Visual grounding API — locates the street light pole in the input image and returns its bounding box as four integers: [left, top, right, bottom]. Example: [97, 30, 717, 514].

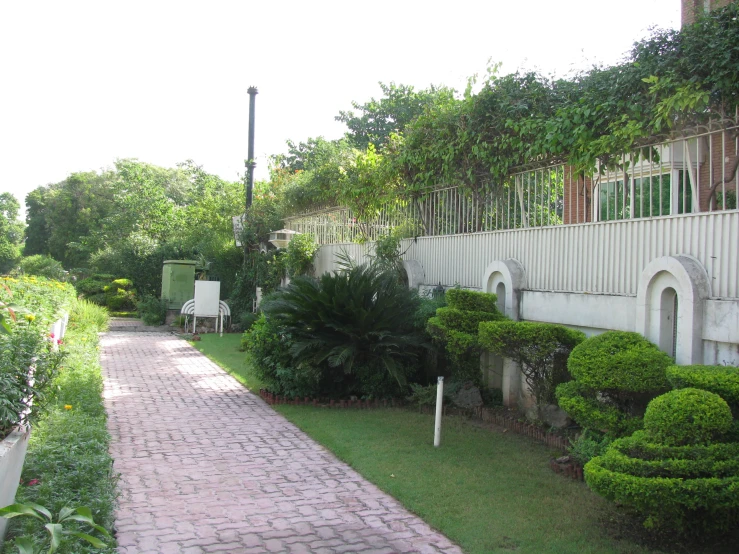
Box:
[245, 86, 258, 210]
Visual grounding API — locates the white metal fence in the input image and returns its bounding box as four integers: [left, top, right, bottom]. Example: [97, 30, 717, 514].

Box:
[286, 125, 738, 244]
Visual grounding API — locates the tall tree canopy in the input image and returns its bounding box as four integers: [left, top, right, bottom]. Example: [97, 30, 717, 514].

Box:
[336, 82, 455, 150]
[0, 193, 24, 273]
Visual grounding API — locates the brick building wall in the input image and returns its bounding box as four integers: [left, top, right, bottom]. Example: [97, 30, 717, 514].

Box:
[562, 166, 592, 224]
[682, 0, 734, 26]
[697, 130, 738, 211]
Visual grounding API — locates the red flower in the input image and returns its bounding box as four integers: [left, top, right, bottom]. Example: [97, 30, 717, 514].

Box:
[27, 479, 40, 486]
[49, 333, 55, 339]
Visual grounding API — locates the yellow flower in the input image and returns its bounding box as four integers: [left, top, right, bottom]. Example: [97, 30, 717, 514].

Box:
[64, 405, 73, 410]
[25, 314, 36, 322]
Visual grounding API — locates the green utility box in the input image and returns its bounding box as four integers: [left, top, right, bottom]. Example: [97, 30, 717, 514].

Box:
[161, 260, 196, 310]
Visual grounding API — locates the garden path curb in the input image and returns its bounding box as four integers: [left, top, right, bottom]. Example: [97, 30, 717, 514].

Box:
[101, 331, 462, 554]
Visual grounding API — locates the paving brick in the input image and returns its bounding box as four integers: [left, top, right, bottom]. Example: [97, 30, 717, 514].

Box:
[102, 332, 462, 553]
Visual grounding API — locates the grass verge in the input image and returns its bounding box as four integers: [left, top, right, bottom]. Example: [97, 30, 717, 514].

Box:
[277, 406, 656, 554]
[188, 333, 265, 392]
[3, 300, 116, 554]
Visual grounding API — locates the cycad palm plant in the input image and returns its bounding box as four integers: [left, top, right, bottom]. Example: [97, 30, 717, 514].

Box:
[261, 263, 423, 389]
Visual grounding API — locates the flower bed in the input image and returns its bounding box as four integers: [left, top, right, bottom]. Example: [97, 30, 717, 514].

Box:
[0, 276, 75, 439]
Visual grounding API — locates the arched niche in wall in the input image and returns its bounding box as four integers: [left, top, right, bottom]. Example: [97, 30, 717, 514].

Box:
[402, 260, 425, 290]
[481, 259, 527, 321]
[635, 255, 711, 365]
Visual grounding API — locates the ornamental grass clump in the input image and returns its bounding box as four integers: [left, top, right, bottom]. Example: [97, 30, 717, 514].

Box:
[556, 331, 672, 437]
[585, 388, 739, 535]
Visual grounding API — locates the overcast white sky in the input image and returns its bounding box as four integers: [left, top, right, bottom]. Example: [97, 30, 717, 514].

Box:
[0, 0, 680, 215]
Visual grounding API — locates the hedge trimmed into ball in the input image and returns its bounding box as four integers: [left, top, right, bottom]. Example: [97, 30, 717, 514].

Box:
[556, 332, 671, 436]
[667, 365, 739, 413]
[643, 388, 732, 446]
[568, 331, 672, 392]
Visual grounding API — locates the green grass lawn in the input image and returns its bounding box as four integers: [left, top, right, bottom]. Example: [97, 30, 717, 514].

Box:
[189, 332, 736, 554]
[277, 406, 656, 554]
[189, 332, 265, 392]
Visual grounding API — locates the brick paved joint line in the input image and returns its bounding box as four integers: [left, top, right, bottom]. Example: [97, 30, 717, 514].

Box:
[102, 332, 462, 554]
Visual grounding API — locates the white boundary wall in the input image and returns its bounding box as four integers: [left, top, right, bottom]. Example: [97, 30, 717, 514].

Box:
[314, 211, 739, 376]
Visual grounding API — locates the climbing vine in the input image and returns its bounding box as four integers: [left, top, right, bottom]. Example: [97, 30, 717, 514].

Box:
[275, 3, 739, 219]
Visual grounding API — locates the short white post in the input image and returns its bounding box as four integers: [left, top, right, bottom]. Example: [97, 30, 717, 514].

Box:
[434, 376, 444, 447]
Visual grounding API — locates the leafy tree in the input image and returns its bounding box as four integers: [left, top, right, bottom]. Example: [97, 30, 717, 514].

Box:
[23, 187, 50, 257]
[0, 193, 24, 273]
[337, 82, 455, 150]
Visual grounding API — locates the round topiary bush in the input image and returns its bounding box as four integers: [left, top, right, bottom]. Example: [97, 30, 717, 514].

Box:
[556, 331, 672, 437]
[585, 389, 739, 535]
[643, 388, 732, 446]
[568, 331, 672, 392]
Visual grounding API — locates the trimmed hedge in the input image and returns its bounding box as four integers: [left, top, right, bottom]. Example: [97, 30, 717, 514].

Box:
[667, 364, 739, 414]
[479, 320, 585, 406]
[585, 423, 739, 534]
[445, 289, 499, 313]
[556, 331, 672, 437]
[643, 388, 732, 446]
[555, 381, 643, 435]
[568, 331, 672, 392]
[426, 289, 504, 384]
[436, 307, 504, 334]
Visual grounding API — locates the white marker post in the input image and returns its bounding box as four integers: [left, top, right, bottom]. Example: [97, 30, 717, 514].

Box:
[434, 376, 444, 447]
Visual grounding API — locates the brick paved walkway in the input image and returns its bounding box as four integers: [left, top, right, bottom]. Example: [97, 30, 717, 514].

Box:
[102, 332, 462, 554]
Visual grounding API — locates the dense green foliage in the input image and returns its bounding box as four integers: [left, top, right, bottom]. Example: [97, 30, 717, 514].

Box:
[136, 295, 168, 326]
[479, 321, 585, 406]
[0, 193, 24, 274]
[556, 331, 672, 437]
[0, 276, 75, 438]
[568, 430, 613, 466]
[243, 313, 320, 398]
[585, 388, 739, 535]
[255, 264, 427, 398]
[667, 364, 739, 415]
[427, 289, 504, 384]
[22, 160, 257, 309]
[17, 255, 67, 280]
[74, 274, 137, 311]
[273, 5, 739, 224]
[336, 82, 456, 151]
[643, 388, 732, 446]
[6, 300, 116, 554]
[285, 233, 318, 278]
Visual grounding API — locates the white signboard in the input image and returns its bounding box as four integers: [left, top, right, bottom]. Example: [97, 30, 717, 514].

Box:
[232, 214, 245, 246]
[194, 281, 221, 317]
